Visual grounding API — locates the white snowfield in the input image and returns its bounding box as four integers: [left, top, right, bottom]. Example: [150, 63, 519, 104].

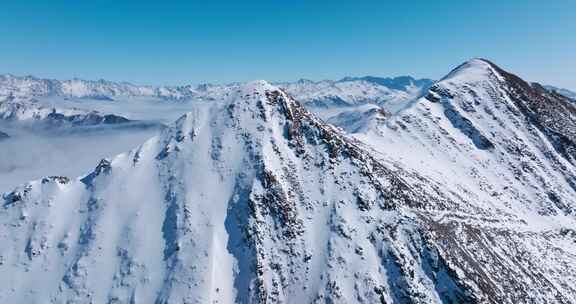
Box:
[1, 60, 576, 303]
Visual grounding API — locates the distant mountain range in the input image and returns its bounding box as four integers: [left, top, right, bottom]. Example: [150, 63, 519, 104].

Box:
[0, 73, 436, 134]
[3, 71, 573, 115]
[276, 76, 434, 108]
[0, 74, 196, 101]
[0, 95, 138, 129]
[2, 59, 576, 303]
[0, 73, 433, 107]
[544, 85, 576, 101]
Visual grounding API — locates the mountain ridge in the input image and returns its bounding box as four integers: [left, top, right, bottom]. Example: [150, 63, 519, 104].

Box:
[0, 73, 435, 109]
[2, 61, 576, 303]
[0, 80, 487, 303]
[0, 95, 147, 129]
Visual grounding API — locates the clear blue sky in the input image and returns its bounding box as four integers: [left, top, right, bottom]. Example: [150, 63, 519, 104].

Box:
[1, 0, 575, 89]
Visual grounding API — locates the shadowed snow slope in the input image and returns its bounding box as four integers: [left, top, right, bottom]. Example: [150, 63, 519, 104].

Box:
[2, 77, 576, 303]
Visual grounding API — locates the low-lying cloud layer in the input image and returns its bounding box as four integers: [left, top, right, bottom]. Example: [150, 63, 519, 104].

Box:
[0, 96, 196, 193]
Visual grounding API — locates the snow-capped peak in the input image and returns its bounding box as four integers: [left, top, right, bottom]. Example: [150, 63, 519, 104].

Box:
[440, 58, 500, 84]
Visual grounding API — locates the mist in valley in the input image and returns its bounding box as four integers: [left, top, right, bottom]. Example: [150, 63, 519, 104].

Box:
[0, 97, 196, 193]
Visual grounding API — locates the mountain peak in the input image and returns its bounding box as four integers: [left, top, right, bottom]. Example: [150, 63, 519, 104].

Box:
[441, 58, 498, 83]
[243, 79, 274, 90]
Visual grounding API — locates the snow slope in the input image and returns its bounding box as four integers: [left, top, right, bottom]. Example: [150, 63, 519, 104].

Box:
[2, 78, 576, 303]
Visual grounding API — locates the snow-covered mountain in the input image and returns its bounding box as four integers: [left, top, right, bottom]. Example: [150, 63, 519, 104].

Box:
[0, 95, 137, 128]
[2, 73, 576, 303]
[0, 81, 463, 303]
[325, 105, 388, 134]
[544, 85, 576, 101]
[355, 59, 576, 201]
[346, 58, 576, 302]
[0, 74, 199, 101]
[0, 73, 433, 110]
[277, 76, 433, 109]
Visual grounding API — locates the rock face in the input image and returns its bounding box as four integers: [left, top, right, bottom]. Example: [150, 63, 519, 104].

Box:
[1, 63, 576, 304]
